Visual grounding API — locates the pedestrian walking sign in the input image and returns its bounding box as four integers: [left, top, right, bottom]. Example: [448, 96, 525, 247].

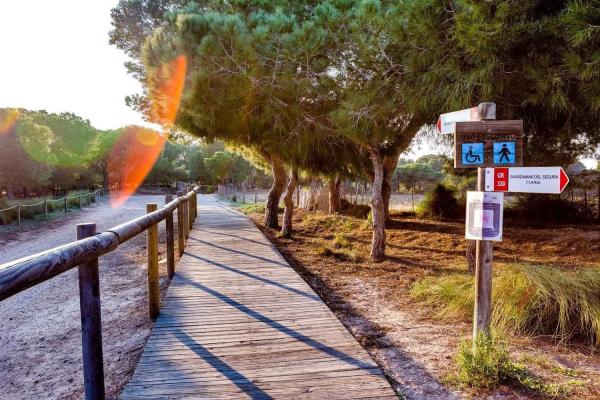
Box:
[493, 142, 515, 164]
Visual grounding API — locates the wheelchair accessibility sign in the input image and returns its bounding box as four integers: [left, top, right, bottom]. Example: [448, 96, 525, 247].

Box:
[461, 143, 484, 165]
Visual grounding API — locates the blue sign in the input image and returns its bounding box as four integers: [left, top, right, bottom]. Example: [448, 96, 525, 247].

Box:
[493, 141, 515, 164]
[461, 143, 484, 165]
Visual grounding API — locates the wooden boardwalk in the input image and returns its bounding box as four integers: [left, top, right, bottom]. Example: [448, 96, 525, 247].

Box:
[121, 195, 396, 399]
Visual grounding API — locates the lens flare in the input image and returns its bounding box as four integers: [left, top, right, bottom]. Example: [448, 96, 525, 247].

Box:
[149, 55, 187, 126]
[108, 126, 166, 207]
[107, 55, 187, 207]
[0, 109, 19, 135]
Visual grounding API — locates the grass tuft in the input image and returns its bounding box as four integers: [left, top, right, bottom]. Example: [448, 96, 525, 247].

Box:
[238, 202, 267, 215]
[411, 264, 600, 345]
[456, 332, 574, 396]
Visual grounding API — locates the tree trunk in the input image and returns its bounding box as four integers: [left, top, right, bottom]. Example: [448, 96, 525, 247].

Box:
[281, 168, 299, 238]
[264, 154, 286, 229]
[382, 152, 400, 222]
[369, 148, 386, 262]
[328, 175, 342, 214]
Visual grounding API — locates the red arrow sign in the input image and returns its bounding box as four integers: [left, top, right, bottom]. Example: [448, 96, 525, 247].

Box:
[485, 167, 569, 194]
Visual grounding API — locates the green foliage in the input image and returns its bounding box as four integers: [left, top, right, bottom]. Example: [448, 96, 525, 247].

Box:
[0, 110, 54, 191]
[203, 151, 254, 185]
[392, 0, 600, 164]
[238, 202, 266, 215]
[238, 202, 283, 215]
[412, 264, 600, 345]
[456, 332, 515, 389]
[393, 163, 441, 192]
[507, 194, 583, 225]
[456, 332, 573, 396]
[415, 154, 450, 173]
[416, 184, 459, 219]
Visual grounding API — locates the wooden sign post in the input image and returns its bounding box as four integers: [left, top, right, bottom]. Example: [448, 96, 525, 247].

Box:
[473, 169, 493, 337]
[446, 102, 524, 338]
[442, 102, 571, 340]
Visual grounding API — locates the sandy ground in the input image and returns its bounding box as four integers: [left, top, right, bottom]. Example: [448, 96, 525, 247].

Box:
[0, 194, 176, 400]
[250, 209, 600, 400]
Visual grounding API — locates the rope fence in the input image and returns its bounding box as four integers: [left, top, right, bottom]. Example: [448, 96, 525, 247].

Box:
[0, 188, 110, 226]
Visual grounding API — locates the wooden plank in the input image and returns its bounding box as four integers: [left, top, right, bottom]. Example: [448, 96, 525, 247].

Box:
[122, 195, 395, 399]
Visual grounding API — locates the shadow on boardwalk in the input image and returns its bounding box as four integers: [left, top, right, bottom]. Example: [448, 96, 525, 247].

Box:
[120, 195, 397, 399]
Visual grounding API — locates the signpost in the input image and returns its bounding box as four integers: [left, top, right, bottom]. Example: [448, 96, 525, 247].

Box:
[484, 167, 569, 194]
[441, 102, 571, 340]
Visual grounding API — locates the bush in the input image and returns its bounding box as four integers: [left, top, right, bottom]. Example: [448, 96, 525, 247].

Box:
[456, 332, 573, 396]
[238, 202, 284, 215]
[506, 194, 584, 226]
[238, 202, 266, 214]
[412, 264, 600, 345]
[340, 199, 371, 219]
[416, 183, 459, 219]
[457, 332, 516, 389]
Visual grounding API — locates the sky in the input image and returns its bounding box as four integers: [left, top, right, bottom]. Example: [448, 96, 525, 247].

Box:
[0, 1, 145, 130]
[0, 1, 596, 169]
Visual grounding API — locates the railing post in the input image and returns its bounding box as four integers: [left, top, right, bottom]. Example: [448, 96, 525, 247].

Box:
[185, 198, 190, 240]
[194, 191, 197, 219]
[76, 223, 105, 400]
[188, 194, 194, 232]
[17, 203, 21, 225]
[177, 191, 185, 256]
[146, 204, 160, 320]
[165, 195, 175, 279]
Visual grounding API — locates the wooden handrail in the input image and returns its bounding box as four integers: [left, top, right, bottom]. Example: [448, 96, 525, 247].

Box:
[0, 186, 199, 400]
[0, 188, 197, 301]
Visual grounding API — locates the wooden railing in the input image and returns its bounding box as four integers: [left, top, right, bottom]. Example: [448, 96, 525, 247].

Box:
[0, 187, 199, 400]
[0, 188, 110, 226]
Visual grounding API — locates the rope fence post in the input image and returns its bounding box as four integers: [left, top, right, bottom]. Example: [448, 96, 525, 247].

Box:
[76, 223, 105, 400]
[146, 204, 160, 320]
[177, 191, 185, 256]
[165, 195, 175, 279]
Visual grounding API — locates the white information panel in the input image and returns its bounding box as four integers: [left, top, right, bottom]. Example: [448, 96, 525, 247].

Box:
[465, 191, 504, 241]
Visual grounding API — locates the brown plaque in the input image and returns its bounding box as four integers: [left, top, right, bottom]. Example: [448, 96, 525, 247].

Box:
[454, 120, 524, 168]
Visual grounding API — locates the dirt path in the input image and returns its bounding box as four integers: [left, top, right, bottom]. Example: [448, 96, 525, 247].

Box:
[0, 194, 175, 400]
[249, 209, 600, 399]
